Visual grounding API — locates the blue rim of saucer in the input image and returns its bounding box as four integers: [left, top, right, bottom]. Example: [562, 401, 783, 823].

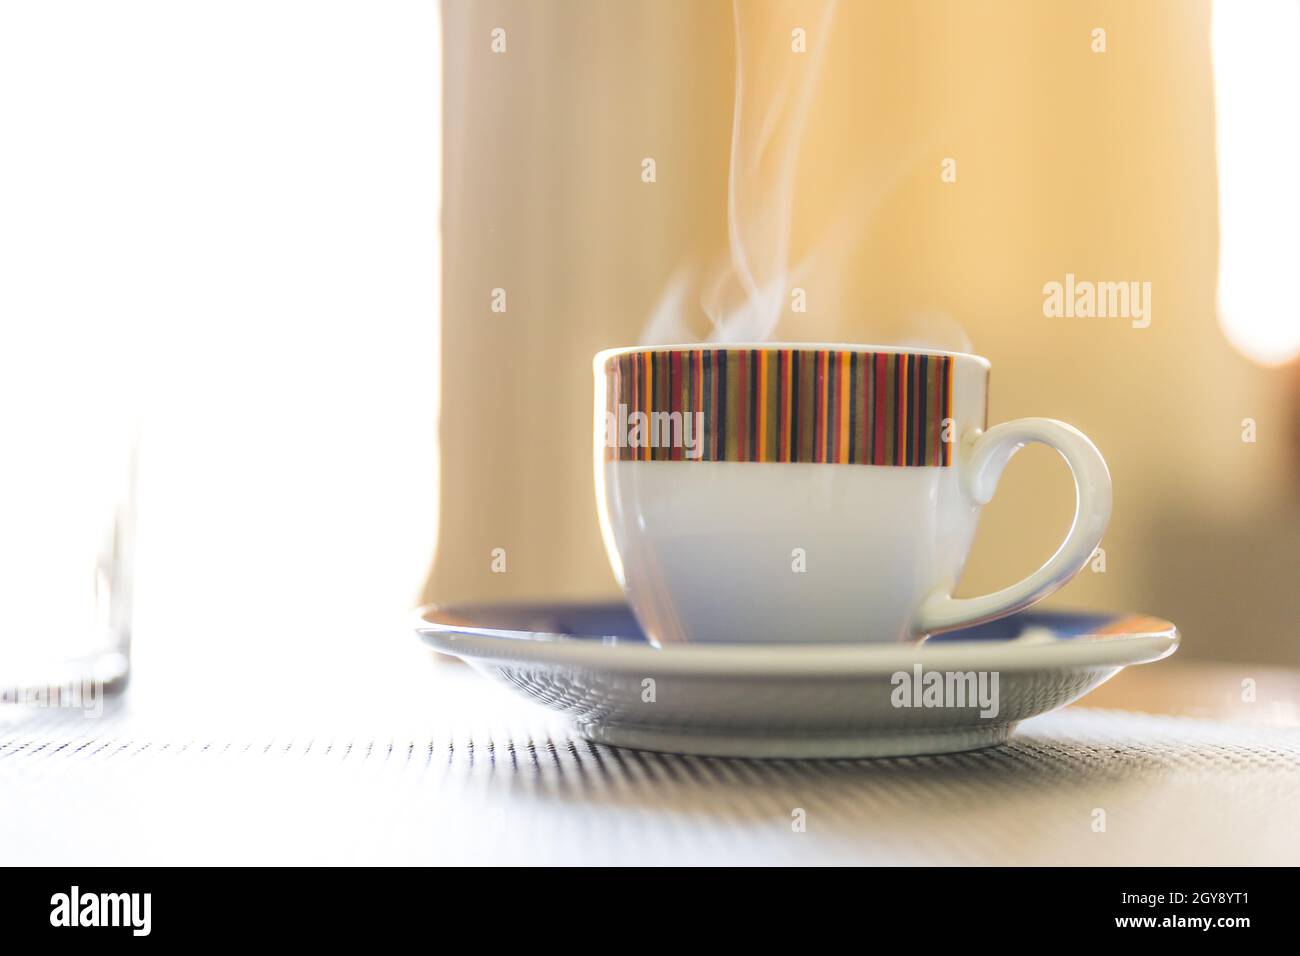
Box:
[418, 601, 1172, 646]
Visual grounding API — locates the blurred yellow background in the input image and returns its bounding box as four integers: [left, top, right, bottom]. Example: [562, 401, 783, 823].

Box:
[426, 0, 1298, 664]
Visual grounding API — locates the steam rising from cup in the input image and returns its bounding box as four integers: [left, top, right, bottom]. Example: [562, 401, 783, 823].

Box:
[640, 0, 973, 357]
[642, 0, 836, 346]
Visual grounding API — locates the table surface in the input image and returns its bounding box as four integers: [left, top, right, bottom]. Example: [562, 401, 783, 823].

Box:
[2, 647, 1298, 866]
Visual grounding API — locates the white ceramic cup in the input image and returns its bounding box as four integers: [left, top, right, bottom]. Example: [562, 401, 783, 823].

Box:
[594, 344, 1111, 644]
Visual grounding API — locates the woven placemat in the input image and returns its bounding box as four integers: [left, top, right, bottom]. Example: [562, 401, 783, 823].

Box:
[3, 669, 1297, 865]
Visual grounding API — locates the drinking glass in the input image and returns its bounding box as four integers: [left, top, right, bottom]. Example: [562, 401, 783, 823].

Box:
[0, 325, 135, 707]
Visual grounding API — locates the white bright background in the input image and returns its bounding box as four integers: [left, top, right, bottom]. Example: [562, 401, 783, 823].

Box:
[0, 2, 441, 701]
[1212, 0, 1300, 367]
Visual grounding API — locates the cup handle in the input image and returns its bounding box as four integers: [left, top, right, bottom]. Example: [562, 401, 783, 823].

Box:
[913, 417, 1112, 637]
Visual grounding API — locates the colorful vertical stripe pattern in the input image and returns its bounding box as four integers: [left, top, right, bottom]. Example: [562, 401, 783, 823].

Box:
[604, 348, 954, 466]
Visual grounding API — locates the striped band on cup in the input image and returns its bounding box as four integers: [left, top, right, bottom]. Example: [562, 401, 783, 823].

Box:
[603, 348, 954, 466]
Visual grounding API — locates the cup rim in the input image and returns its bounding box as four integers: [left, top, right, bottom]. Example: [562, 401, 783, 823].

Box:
[593, 342, 991, 370]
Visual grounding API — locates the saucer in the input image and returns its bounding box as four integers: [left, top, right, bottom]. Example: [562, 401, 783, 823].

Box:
[415, 603, 1178, 759]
